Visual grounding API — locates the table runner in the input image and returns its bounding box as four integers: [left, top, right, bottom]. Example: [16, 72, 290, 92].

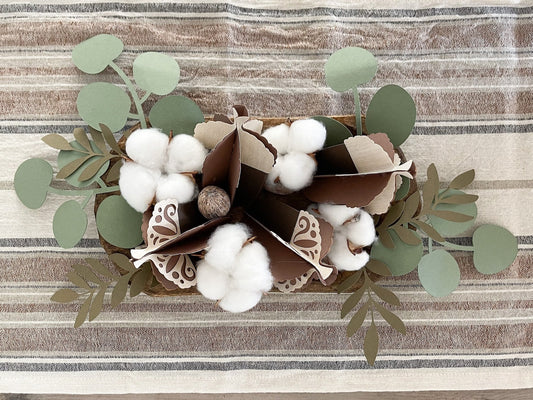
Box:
[0, 0, 532, 394]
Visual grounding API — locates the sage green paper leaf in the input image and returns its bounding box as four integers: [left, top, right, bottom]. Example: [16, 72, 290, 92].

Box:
[375, 303, 406, 334]
[57, 141, 109, 187]
[337, 269, 363, 293]
[14, 158, 53, 209]
[473, 224, 518, 274]
[133, 52, 180, 95]
[449, 169, 475, 190]
[418, 249, 460, 297]
[74, 293, 93, 328]
[428, 189, 477, 236]
[148, 95, 205, 135]
[42, 134, 74, 150]
[89, 286, 107, 321]
[311, 116, 353, 147]
[365, 259, 391, 276]
[394, 176, 411, 201]
[72, 34, 123, 74]
[347, 301, 369, 337]
[341, 285, 366, 318]
[364, 322, 379, 366]
[325, 47, 378, 92]
[51, 288, 80, 303]
[366, 85, 416, 147]
[77, 82, 131, 132]
[371, 230, 423, 276]
[130, 265, 151, 297]
[53, 200, 88, 248]
[96, 195, 143, 248]
[109, 253, 136, 273]
[111, 276, 129, 307]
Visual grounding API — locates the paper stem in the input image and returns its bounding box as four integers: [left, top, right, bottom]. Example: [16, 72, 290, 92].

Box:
[127, 112, 139, 119]
[109, 61, 147, 129]
[139, 92, 151, 103]
[80, 193, 92, 209]
[96, 177, 107, 189]
[48, 185, 119, 197]
[441, 241, 474, 252]
[353, 87, 362, 135]
[428, 237, 433, 253]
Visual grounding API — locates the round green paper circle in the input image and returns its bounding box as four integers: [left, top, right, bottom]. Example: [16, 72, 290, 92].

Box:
[14, 158, 53, 209]
[473, 224, 518, 275]
[370, 230, 424, 276]
[148, 95, 205, 135]
[325, 47, 378, 92]
[133, 52, 180, 96]
[428, 189, 477, 236]
[96, 195, 144, 249]
[72, 34, 124, 74]
[418, 249, 460, 297]
[53, 200, 88, 248]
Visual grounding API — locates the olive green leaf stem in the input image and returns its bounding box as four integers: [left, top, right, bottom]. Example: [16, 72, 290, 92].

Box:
[352, 87, 363, 135]
[47, 185, 119, 197]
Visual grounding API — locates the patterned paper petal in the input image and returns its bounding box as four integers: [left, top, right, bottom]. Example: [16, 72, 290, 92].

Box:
[273, 268, 317, 293]
[146, 253, 197, 290]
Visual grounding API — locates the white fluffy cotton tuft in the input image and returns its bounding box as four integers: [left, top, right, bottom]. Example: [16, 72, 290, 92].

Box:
[218, 290, 263, 313]
[278, 152, 316, 191]
[155, 173, 197, 204]
[205, 223, 251, 273]
[231, 242, 273, 293]
[342, 209, 376, 247]
[125, 128, 169, 170]
[317, 204, 360, 228]
[196, 260, 230, 300]
[119, 162, 160, 212]
[262, 124, 290, 154]
[165, 134, 208, 174]
[327, 232, 370, 271]
[288, 119, 326, 154]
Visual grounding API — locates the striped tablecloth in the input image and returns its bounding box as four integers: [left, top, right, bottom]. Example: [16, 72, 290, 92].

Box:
[0, 0, 532, 394]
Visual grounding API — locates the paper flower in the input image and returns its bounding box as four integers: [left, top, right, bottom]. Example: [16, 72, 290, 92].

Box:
[119, 128, 207, 212]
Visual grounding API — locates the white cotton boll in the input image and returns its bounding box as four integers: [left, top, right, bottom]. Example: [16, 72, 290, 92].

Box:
[264, 155, 286, 193]
[205, 223, 251, 273]
[288, 119, 326, 154]
[165, 134, 208, 174]
[125, 128, 169, 170]
[155, 173, 197, 204]
[342, 210, 376, 247]
[219, 289, 263, 313]
[231, 242, 273, 293]
[278, 152, 316, 191]
[327, 233, 370, 271]
[196, 260, 230, 300]
[118, 162, 160, 212]
[262, 124, 290, 154]
[317, 203, 360, 228]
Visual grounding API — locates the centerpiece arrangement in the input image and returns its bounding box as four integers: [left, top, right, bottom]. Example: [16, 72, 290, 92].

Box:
[14, 35, 518, 365]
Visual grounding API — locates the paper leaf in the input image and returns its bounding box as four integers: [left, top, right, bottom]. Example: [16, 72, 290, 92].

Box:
[347, 302, 369, 337]
[72, 264, 104, 286]
[438, 194, 479, 204]
[365, 259, 391, 276]
[130, 265, 151, 297]
[57, 141, 109, 187]
[341, 285, 366, 318]
[364, 322, 379, 366]
[371, 229, 423, 276]
[111, 276, 129, 307]
[77, 82, 131, 132]
[106, 160, 123, 182]
[88, 127, 107, 154]
[399, 191, 420, 223]
[325, 47, 378, 92]
[89, 286, 106, 321]
[394, 176, 411, 201]
[148, 95, 205, 135]
[428, 190, 477, 236]
[53, 200, 88, 248]
[86, 258, 115, 279]
[109, 253, 136, 273]
[78, 156, 110, 182]
[67, 271, 91, 290]
[418, 250, 461, 297]
[375, 303, 406, 334]
[72, 34, 123, 74]
[369, 281, 400, 306]
[311, 116, 353, 147]
[337, 270, 363, 293]
[380, 201, 404, 228]
[56, 154, 92, 180]
[422, 163, 439, 209]
[74, 293, 93, 328]
[449, 169, 475, 190]
[378, 229, 394, 249]
[96, 195, 143, 248]
[73, 128, 92, 152]
[14, 158, 53, 209]
[133, 52, 180, 95]
[366, 85, 416, 147]
[100, 124, 124, 155]
[473, 224, 518, 274]
[393, 225, 422, 246]
[412, 220, 445, 242]
[42, 134, 74, 151]
[51, 289, 80, 303]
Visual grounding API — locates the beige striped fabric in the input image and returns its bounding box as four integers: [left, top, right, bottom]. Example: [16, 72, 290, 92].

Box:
[0, 0, 532, 394]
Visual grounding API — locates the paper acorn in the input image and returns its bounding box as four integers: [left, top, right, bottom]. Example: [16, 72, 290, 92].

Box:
[14, 35, 519, 365]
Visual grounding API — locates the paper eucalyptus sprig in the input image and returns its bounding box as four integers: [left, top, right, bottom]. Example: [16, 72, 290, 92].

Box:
[51, 254, 153, 328]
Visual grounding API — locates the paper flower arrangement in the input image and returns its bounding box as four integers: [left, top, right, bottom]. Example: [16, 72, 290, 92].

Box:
[14, 35, 519, 365]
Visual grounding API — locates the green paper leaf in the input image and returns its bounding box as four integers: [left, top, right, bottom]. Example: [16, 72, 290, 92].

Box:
[77, 82, 131, 132]
[366, 85, 416, 147]
[67, 271, 91, 290]
[365, 259, 391, 276]
[74, 293, 93, 328]
[438, 194, 479, 204]
[336, 270, 363, 293]
[375, 303, 406, 334]
[51, 289, 80, 303]
[422, 163, 439, 210]
[78, 156, 110, 182]
[310, 116, 353, 147]
[72, 264, 104, 286]
[100, 124, 124, 155]
[380, 201, 404, 229]
[341, 285, 366, 319]
[148, 95, 205, 135]
[347, 302, 369, 337]
[73, 128, 92, 152]
[96, 195, 144, 248]
[130, 265, 151, 297]
[53, 200, 88, 248]
[428, 189, 477, 236]
[89, 286, 107, 321]
[14, 158, 53, 209]
[394, 176, 411, 201]
[378, 229, 394, 249]
[369, 281, 400, 306]
[364, 322, 379, 366]
[418, 249, 460, 297]
[72, 34, 123, 74]
[111, 276, 129, 307]
[88, 127, 107, 154]
[325, 47, 378, 92]
[371, 230, 423, 276]
[393, 225, 422, 246]
[86, 258, 115, 279]
[56, 154, 92, 180]
[106, 160, 123, 182]
[449, 169, 475, 190]
[412, 220, 445, 242]
[42, 134, 74, 151]
[399, 191, 420, 223]
[109, 253, 136, 273]
[133, 52, 180, 96]
[473, 224, 518, 274]
[57, 141, 109, 187]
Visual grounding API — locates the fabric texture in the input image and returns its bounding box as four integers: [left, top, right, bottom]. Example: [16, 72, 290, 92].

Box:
[0, 0, 532, 394]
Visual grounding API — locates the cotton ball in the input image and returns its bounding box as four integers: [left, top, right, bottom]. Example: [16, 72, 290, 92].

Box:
[342, 210, 376, 247]
[155, 173, 197, 204]
[196, 260, 230, 300]
[205, 223, 251, 273]
[165, 134, 208, 174]
[327, 232, 370, 271]
[125, 128, 169, 170]
[231, 242, 273, 293]
[265, 155, 287, 193]
[119, 162, 160, 212]
[219, 289, 263, 313]
[288, 119, 326, 154]
[278, 152, 316, 191]
[262, 124, 290, 154]
[318, 203, 360, 228]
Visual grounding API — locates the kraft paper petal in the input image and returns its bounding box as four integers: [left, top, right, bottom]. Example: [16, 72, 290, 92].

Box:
[344, 134, 395, 173]
[365, 172, 410, 215]
[194, 120, 236, 149]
